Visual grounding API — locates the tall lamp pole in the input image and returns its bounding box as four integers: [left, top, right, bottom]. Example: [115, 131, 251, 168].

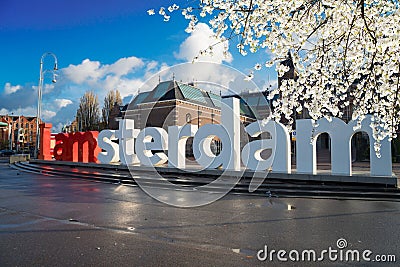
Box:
[9, 112, 13, 150]
[35, 52, 58, 158]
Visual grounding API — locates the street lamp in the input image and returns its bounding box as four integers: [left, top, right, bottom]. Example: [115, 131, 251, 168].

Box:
[9, 112, 13, 151]
[35, 52, 58, 158]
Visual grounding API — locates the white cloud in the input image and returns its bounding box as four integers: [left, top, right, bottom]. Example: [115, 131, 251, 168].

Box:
[31, 83, 55, 95]
[105, 57, 144, 76]
[0, 108, 9, 114]
[4, 83, 22, 95]
[0, 99, 67, 121]
[62, 56, 144, 85]
[59, 56, 151, 104]
[115, 79, 144, 99]
[53, 122, 64, 133]
[103, 75, 121, 91]
[0, 106, 36, 117]
[146, 61, 158, 72]
[102, 75, 145, 99]
[175, 23, 233, 64]
[42, 110, 56, 120]
[63, 59, 103, 84]
[54, 99, 73, 109]
[139, 61, 254, 97]
[42, 84, 55, 94]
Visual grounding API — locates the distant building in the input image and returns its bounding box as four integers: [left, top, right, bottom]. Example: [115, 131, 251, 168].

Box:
[0, 115, 41, 152]
[108, 102, 124, 130]
[62, 119, 79, 133]
[122, 80, 263, 129]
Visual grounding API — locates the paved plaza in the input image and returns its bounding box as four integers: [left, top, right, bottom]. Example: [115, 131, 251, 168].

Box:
[0, 161, 399, 266]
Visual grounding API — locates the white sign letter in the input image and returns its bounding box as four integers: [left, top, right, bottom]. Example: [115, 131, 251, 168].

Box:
[136, 127, 168, 166]
[168, 124, 198, 169]
[117, 119, 140, 165]
[98, 130, 119, 163]
[193, 97, 241, 170]
[241, 120, 290, 172]
[296, 116, 392, 176]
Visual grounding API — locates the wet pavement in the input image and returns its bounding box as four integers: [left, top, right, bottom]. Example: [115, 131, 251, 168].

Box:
[0, 161, 399, 266]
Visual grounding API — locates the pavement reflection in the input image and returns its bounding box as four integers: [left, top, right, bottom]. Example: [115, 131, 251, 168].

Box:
[0, 162, 399, 266]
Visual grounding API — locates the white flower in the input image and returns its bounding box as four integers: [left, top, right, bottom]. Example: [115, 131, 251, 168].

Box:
[172, 4, 179, 11]
[265, 60, 274, 68]
[254, 63, 262, 70]
[244, 71, 254, 81]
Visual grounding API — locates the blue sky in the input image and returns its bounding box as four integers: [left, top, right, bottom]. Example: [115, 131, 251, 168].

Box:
[0, 0, 276, 131]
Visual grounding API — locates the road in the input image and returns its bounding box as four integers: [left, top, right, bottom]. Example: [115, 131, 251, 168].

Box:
[0, 161, 399, 266]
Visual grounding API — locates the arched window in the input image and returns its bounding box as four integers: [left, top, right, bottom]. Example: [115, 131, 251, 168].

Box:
[186, 113, 191, 123]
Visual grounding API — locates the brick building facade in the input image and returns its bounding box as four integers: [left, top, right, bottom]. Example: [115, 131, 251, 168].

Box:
[0, 115, 41, 152]
[118, 80, 270, 128]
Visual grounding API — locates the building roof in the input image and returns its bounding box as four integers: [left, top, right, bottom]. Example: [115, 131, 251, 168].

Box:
[132, 80, 217, 108]
[129, 80, 271, 119]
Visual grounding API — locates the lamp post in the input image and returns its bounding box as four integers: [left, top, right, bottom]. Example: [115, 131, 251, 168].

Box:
[9, 112, 13, 150]
[8, 122, 12, 150]
[16, 115, 20, 152]
[35, 52, 58, 158]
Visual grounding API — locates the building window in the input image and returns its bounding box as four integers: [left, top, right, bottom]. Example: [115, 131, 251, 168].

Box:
[186, 113, 191, 123]
[26, 123, 29, 128]
[31, 124, 33, 129]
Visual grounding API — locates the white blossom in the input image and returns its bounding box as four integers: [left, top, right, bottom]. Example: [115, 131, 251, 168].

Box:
[254, 63, 262, 71]
[244, 71, 254, 81]
[158, 7, 165, 16]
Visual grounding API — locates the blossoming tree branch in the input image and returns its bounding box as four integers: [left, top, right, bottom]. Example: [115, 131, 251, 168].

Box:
[149, 0, 400, 152]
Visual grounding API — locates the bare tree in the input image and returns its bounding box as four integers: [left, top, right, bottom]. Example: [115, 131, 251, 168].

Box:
[76, 91, 100, 131]
[102, 90, 122, 129]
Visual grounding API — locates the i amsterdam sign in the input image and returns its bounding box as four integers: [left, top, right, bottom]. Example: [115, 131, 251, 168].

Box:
[80, 97, 391, 177]
[41, 97, 393, 207]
